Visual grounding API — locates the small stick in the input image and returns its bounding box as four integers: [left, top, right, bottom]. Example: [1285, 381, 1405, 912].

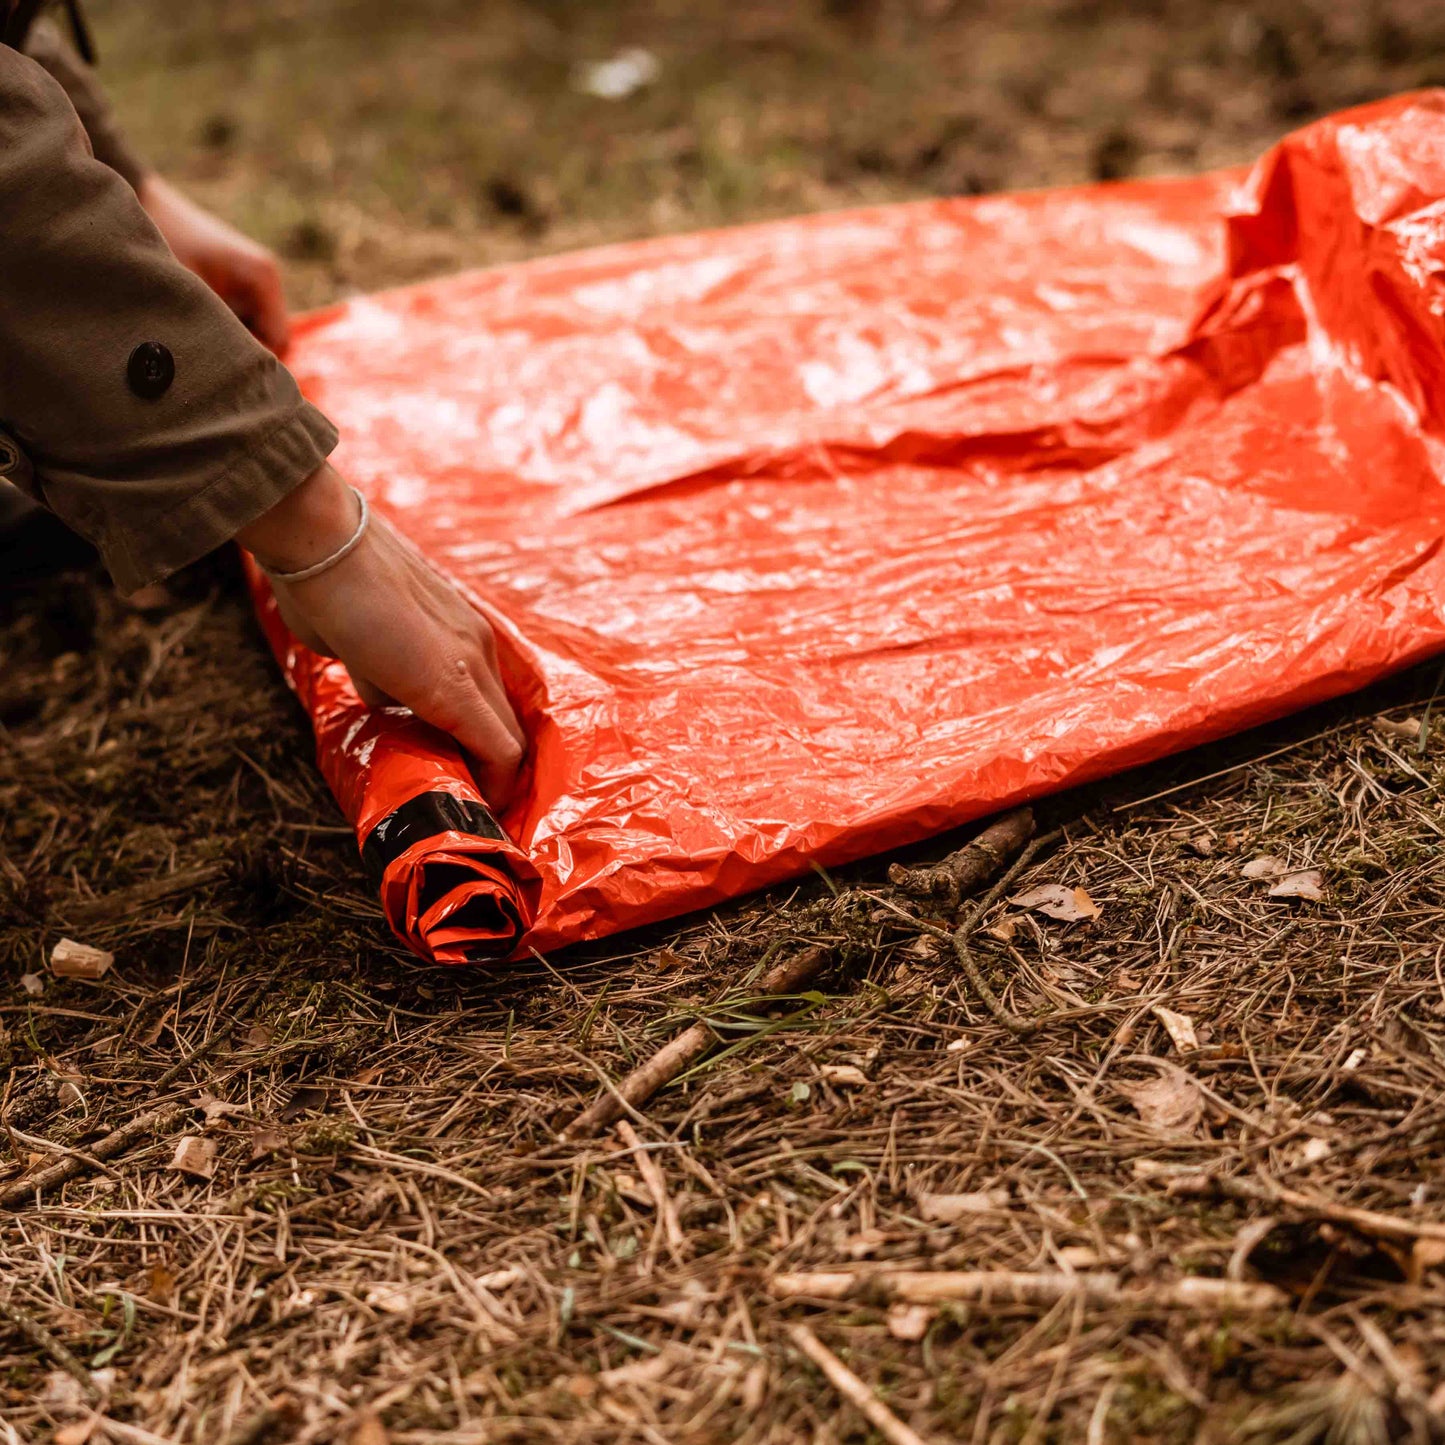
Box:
[952, 935, 1037, 1037]
[949, 828, 1064, 1036]
[562, 815, 1040, 1142]
[560, 945, 831, 1141]
[0, 1293, 98, 1398]
[63, 863, 227, 925]
[789, 1324, 934, 1445]
[958, 827, 1064, 934]
[930, 826, 1069, 1040]
[772, 1269, 1287, 1312]
[6, 1127, 125, 1184]
[0, 1103, 187, 1211]
[150, 1020, 236, 1093]
[888, 808, 1035, 909]
[1164, 1171, 1445, 1246]
[616, 1120, 686, 1262]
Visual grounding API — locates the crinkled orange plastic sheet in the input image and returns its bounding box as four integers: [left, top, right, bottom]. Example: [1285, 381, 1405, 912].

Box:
[250, 92, 1445, 963]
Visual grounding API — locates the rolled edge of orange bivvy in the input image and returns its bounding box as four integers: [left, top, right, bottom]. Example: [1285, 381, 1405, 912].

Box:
[242, 556, 537, 965]
[361, 791, 529, 964]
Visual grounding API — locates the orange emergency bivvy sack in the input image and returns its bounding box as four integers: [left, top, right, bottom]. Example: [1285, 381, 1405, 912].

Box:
[248, 92, 1445, 963]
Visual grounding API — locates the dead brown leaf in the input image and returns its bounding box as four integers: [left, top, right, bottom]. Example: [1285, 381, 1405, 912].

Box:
[1010, 883, 1100, 922]
[250, 1127, 287, 1161]
[987, 914, 1019, 943]
[1118, 1065, 1205, 1133]
[192, 1090, 249, 1124]
[147, 1262, 177, 1304]
[1151, 1004, 1198, 1052]
[1240, 856, 1288, 880]
[168, 1135, 216, 1179]
[1268, 870, 1325, 902]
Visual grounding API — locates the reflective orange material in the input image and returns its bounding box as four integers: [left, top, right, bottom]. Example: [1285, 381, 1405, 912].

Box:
[250, 93, 1445, 962]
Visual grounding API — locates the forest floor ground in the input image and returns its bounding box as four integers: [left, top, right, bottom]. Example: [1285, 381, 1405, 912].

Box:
[9, 2, 1445, 1441]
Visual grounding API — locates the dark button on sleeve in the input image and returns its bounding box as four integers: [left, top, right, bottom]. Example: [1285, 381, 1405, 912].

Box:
[127, 341, 175, 399]
[0, 428, 35, 493]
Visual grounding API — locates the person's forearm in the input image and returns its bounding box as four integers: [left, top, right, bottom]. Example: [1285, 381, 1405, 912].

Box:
[236, 464, 360, 574]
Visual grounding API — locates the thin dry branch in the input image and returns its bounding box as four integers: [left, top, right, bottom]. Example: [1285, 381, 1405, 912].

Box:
[0, 1103, 188, 1210]
[560, 944, 832, 1140]
[948, 826, 1064, 1035]
[61, 862, 228, 925]
[1164, 1171, 1445, 1246]
[888, 808, 1035, 909]
[789, 1324, 934, 1445]
[616, 1119, 687, 1262]
[0, 1293, 98, 1397]
[562, 809, 1041, 1140]
[772, 1269, 1288, 1311]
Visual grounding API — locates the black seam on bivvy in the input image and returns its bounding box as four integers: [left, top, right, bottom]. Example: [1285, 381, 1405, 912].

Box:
[360, 791, 508, 889]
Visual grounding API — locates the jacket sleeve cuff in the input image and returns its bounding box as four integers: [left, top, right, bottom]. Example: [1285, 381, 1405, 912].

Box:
[102, 400, 340, 595]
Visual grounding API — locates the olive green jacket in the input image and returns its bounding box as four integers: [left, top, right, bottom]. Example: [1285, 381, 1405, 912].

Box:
[0, 11, 337, 592]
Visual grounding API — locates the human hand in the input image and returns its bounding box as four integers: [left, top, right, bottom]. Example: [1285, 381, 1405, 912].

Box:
[237, 466, 526, 808]
[138, 174, 290, 353]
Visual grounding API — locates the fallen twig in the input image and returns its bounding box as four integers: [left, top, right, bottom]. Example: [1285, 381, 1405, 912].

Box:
[949, 827, 1064, 1036]
[561, 946, 831, 1140]
[1163, 1171, 1445, 1246]
[7, 1126, 126, 1186]
[888, 808, 1035, 909]
[562, 809, 1040, 1141]
[0, 1293, 98, 1398]
[61, 862, 228, 925]
[957, 827, 1064, 933]
[772, 1269, 1287, 1312]
[952, 933, 1037, 1036]
[0, 1103, 188, 1211]
[150, 1020, 237, 1093]
[789, 1324, 934, 1445]
[616, 1119, 687, 1263]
